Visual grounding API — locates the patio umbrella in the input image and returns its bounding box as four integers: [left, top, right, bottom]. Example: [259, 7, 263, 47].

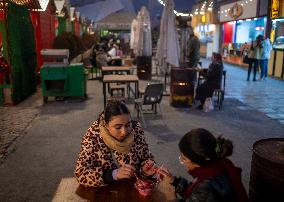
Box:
[135, 6, 152, 57]
[130, 18, 138, 52]
[156, 0, 180, 74]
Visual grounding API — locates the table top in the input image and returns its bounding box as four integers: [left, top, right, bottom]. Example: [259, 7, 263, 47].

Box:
[52, 177, 177, 202]
[76, 179, 177, 202]
[101, 66, 132, 72]
[103, 74, 139, 82]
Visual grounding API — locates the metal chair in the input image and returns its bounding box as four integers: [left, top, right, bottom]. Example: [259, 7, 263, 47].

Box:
[214, 70, 226, 110]
[134, 83, 165, 128]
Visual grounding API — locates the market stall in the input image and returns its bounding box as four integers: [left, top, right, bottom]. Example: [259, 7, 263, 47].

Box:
[0, 1, 39, 105]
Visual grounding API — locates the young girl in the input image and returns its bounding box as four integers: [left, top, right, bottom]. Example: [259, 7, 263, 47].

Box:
[157, 128, 249, 202]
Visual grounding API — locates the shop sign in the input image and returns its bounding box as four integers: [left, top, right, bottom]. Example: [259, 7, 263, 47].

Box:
[219, 0, 257, 22]
[228, 3, 243, 20]
[271, 0, 280, 19]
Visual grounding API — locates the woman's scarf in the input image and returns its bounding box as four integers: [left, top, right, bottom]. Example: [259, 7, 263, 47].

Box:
[184, 158, 249, 202]
[99, 119, 134, 154]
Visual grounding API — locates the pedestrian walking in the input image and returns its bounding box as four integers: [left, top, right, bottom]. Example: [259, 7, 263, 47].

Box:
[188, 32, 200, 67]
[259, 37, 272, 80]
[247, 36, 262, 81]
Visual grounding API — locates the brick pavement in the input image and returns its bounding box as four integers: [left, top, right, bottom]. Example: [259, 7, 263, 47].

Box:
[0, 93, 41, 162]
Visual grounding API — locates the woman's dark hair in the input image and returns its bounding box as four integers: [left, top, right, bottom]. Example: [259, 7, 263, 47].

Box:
[103, 100, 130, 123]
[213, 52, 223, 63]
[179, 128, 233, 166]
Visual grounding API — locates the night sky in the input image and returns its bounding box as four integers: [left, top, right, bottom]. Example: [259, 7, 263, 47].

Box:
[133, 0, 195, 12]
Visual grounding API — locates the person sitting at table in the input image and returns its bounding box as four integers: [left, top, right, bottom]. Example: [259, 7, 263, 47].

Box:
[157, 128, 249, 202]
[75, 100, 157, 187]
[195, 52, 223, 110]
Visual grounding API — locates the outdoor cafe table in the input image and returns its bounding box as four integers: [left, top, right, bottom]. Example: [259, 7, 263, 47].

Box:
[101, 66, 132, 77]
[103, 74, 139, 107]
[52, 177, 178, 202]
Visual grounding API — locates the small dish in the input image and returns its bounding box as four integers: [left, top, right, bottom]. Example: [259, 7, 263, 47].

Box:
[134, 179, 157, 196]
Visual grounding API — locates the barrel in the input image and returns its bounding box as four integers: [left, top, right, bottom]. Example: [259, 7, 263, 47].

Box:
[136, 56, 152, 80]
[249, 138, 284, 202]
[170, 67, 197, 107]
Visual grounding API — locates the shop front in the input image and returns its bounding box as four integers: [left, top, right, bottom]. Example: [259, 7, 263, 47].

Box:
[268, 0, 284, 79]
[219, 0, 268, 65]
[191, 1, 219, 59]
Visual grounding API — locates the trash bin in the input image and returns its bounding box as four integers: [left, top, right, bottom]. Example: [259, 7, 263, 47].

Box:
[249, 138, 284, 202]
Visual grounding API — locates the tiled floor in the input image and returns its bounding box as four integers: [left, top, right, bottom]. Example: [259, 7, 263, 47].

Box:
[201, 58, 284, 125]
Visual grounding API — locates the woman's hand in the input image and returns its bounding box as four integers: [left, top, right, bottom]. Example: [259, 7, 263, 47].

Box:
[142, 160, 157, 176]
[156, 167, 174, 183]
[116, 164, 136, 180]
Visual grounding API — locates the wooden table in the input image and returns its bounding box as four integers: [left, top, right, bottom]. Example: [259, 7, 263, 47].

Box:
[103, 75, 139, 107]
[101, 66, 132, 77]
[52, 178, 177, 202]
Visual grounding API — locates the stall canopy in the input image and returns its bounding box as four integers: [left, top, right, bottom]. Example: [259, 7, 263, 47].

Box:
[156, 0, 180, 72]
[76, 0, 135, 22]
[94, 12, 136, 30]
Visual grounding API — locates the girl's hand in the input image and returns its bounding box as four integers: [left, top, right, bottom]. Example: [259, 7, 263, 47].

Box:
[142, 160, 157, 176]
[117, 164, 136, 179]
[156, 167, 174, 183]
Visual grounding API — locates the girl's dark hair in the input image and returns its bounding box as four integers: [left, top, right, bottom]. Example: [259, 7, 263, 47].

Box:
[103, 100, 130, 123]
[178, 128, 233, 166]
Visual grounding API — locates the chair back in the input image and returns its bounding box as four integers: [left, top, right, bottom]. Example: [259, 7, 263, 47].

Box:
[143, 83, 164, 105]
[222, 70, 226, 91]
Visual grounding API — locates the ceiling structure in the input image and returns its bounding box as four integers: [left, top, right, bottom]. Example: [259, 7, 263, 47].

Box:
[70, 0, 195, 23]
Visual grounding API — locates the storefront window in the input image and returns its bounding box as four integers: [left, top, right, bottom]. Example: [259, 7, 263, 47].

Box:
[272, 18, 284, 50]
[235, 17, 266, 44]
[195, 24, 214, 43]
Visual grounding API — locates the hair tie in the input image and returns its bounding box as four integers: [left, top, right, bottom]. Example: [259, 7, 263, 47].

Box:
[215, 137, 225, 154]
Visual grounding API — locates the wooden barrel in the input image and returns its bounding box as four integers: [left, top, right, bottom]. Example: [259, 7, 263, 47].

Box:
[136, 56, 152, 80]
[249, 138, 284, 202]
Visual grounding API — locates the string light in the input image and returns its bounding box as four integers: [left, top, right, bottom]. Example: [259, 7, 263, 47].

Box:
[157, 0, 191, 16]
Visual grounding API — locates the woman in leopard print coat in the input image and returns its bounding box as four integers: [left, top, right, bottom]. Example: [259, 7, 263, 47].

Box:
[75, 100, 156, 188]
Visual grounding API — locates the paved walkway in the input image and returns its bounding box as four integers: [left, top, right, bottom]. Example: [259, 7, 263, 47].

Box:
[201, 58, 284, 125]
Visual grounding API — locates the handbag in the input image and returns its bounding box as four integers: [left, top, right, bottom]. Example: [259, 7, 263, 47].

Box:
[203, 97, 214, 112]
[243, 55, 250, 64]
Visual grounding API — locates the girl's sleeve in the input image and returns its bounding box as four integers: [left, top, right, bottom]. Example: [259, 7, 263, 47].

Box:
[171, 177, 190, 199]
[74, 129, 111, 187]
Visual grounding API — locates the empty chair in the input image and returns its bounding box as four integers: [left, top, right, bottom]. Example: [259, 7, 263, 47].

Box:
[134, 83, 165, 127]
[214, 70, 226, 110]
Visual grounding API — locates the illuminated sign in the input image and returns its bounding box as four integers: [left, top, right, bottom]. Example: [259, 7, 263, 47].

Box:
[201, 15, 206, 23]
[271, 0, 280, 19]
[228, 3, 243, 20]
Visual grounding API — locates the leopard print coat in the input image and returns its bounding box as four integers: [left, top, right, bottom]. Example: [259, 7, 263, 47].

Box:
[74, 117, 154, 187]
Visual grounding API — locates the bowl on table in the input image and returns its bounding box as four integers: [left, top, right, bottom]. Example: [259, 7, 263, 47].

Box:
[134, 179, 157, 196]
